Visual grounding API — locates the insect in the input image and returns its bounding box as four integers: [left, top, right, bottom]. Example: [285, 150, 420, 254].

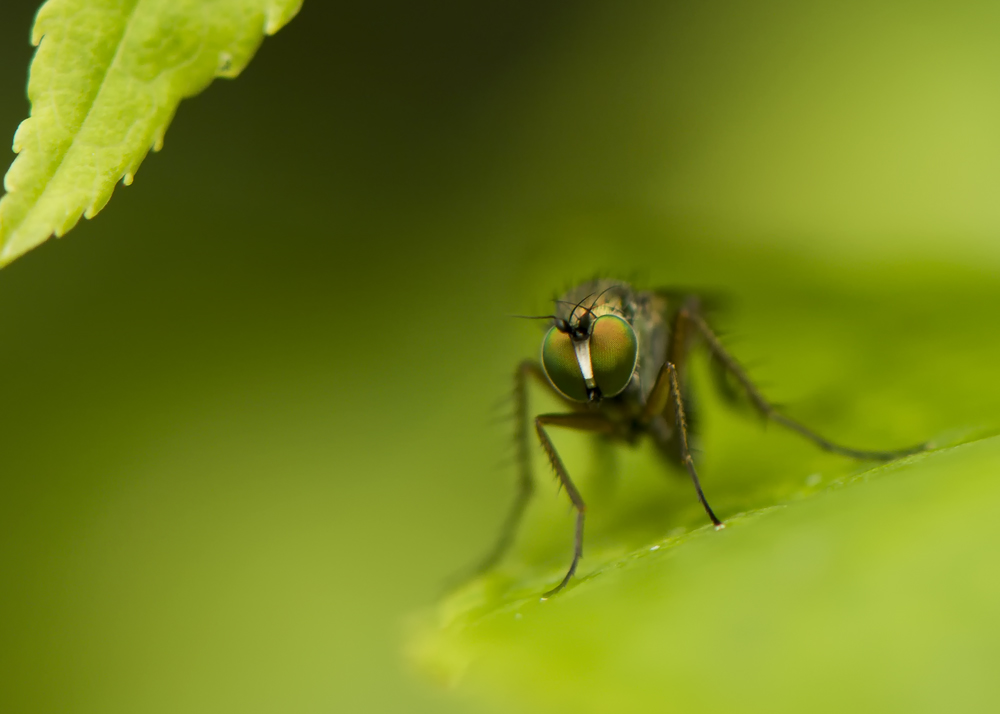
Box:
[477, 279, 927, 597]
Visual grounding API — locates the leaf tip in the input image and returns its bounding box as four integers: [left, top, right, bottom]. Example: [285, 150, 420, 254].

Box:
[264, 1, 304, 35]
[11, 119, 29, 155]
[85, 185, 115, 220]
[54, 205, 85, 238]
[0, 221, 43, 266]
[30, 0, 60, 46]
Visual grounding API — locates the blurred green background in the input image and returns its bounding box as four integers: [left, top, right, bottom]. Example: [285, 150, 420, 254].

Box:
[1, 1, 999, 713]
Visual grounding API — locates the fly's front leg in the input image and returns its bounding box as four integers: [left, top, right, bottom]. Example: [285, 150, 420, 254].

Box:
[640, 361, 724, 528]
[535, 412, 618, 596]
[684, 305, 928, 460]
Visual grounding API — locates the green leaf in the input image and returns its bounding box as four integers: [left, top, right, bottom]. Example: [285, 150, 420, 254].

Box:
[413, 437, 1000, 712]
[406, 245, 1000, 711]
[0, 0, 302, 267]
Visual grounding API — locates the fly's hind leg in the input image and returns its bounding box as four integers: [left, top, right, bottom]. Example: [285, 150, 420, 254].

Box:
[682, 302, 928, 460]
[472, 360, 547, 576]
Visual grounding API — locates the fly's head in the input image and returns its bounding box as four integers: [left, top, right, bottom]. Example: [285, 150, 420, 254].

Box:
[540, 290, 639, 404]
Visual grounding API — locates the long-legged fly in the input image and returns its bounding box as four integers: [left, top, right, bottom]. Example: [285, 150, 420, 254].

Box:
[476, 279, 927, 597]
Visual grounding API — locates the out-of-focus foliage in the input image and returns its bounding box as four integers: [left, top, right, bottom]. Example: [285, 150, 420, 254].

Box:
[0, 0, 301, 266]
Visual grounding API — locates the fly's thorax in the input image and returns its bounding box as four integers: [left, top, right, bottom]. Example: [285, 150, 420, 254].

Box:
[627, 291, 670, 402]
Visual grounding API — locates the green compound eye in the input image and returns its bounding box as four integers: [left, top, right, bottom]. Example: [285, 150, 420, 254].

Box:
[541, 327, 589, 402]
[590, 315, 638, 397]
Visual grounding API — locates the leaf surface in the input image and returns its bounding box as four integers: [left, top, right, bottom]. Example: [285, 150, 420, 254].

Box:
[413, 438, 1000, 713]
[410, 254, 1000, 713]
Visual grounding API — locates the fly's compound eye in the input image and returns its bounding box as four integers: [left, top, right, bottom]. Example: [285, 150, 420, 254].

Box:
[590, 315, 638, 397]
[541, 315, 638, 402]
[541, 327, 589, 402]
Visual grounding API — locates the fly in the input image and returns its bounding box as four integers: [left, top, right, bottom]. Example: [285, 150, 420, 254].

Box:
[476, 278, 928, 597]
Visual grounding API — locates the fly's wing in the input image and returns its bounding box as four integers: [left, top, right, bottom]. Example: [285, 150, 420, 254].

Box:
[651, 286, 732, 315]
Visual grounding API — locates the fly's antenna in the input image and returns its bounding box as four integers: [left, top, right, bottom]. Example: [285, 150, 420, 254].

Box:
[552, 293, 595, 327]
[567, 293, 595, 324]
[510, 313, 571, 332]
[587, 284, 620, 313]
[555, 299, 597, 318]
[556, 284, 619, 321]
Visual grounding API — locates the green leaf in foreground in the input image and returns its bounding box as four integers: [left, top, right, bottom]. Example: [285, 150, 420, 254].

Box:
[0, 0, 302, 267]
[412, 438, 1000, 713]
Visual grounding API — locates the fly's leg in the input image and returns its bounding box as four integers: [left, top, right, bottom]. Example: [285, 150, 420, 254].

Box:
[640, 361, 724, 528]
[535, 412, 618, 596]
[473, 360, 546, 575]
[684, 304, 928, 460]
